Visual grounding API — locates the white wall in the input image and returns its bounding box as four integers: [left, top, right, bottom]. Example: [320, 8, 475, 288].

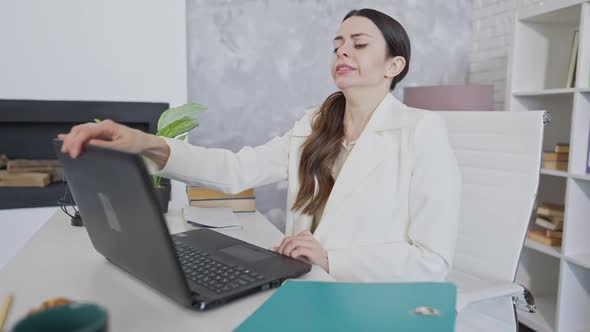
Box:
[469, 0, 544, 111]
[0, 0, 187, 106]
[0, 0, 188, 269]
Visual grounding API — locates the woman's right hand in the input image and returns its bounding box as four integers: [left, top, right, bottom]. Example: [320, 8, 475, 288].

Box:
[58, 119, 151, 159]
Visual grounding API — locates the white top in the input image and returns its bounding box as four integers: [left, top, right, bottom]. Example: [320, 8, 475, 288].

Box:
[153, 93, 462, 282]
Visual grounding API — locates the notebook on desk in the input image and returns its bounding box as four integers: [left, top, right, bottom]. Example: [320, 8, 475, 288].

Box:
[235, 281, 457, 332]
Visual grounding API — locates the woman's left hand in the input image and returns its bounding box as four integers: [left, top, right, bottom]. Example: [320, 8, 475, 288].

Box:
[272, 230, 329, 272]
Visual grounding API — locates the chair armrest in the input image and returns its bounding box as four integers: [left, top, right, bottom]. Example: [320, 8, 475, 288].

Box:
[512, 285, 536, 313]
[457, 282, 524, 312]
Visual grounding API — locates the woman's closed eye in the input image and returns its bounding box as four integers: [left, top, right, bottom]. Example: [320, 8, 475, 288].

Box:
[332, 44, 368, 53]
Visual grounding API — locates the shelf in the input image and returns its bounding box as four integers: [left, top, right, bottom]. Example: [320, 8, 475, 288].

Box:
[0, 182, 68, 209]
[540, 169, 569, 178]
[513, 88, 590, 97]
[540, 170, 590, 181]
[570, 173, 590, 181]
[510, 1, 589, 331]
[519, 1, 582, 24]
[517, 295, 557, 332]
[565, 253, 590, 270]
[525, 239, 562, 259]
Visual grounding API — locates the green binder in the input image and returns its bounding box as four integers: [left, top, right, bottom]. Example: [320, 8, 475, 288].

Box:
[235, 281, 456, 332]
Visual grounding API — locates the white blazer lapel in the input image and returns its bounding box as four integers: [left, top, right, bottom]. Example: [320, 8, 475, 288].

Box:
[313, 94, 409, 238]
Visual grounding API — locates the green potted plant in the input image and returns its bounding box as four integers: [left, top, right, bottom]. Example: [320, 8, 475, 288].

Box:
[95, 102, 207, 213]
[151, 103, 207, 213]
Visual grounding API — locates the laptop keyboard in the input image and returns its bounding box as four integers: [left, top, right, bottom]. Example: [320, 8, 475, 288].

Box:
[174, 241, 266, 295]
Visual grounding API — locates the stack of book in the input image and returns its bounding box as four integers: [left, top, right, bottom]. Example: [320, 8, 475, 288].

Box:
[0, 157, 64, 187]
[186, 186, 255, 212]
[527, 202, 564, 247]
[542, 143, 569, 171]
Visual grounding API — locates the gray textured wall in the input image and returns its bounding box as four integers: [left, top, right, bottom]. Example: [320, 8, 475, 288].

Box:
[187, 0, 473, 231]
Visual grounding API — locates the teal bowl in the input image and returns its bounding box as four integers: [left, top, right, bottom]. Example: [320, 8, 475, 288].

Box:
[12, 302, 108, 332]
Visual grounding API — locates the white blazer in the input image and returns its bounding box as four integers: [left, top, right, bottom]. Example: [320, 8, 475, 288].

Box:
[154, 93, 461, 282]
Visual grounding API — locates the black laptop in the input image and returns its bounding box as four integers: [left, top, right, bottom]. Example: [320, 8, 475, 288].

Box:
[53, 139, 311, 310]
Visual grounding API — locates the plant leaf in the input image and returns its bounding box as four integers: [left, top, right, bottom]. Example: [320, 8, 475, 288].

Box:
[152, 175, 160, 187]
[157, 116, 199, 138]
[158, 103, 207, 131]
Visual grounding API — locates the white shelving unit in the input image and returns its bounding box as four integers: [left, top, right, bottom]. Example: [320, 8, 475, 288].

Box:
[525, 238, 562, 259]
[507, 1, 590, 331]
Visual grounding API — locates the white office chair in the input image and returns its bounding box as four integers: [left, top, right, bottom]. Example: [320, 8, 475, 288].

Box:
[438, 110, 547, 331]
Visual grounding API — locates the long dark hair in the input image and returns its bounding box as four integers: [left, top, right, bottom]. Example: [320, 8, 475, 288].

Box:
[292, 9, 411, 216]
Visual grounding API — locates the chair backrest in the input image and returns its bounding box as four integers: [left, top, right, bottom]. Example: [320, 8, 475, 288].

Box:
[438, 111, 545, 283]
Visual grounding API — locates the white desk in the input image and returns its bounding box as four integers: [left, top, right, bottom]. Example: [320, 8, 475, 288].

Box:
[0, 209, 333, 331]
[0, 207, 56, 269]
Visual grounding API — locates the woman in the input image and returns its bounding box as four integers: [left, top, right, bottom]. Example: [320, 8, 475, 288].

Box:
[59, 8, 461, 282]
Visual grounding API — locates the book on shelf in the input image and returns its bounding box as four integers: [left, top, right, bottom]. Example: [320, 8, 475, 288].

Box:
[554, 143, 569, 154]
[542, 147, 569, 171]
[0, 170, 50, 187]
[566, 30, 579, 88]
[186, 186, 256, 212]
[535, 216, 563, 231]
[6, 159, 62, 169]
[0, 154, 6, 169]
[536, 202, 564, 218]
[528, 230, 562, 247]
[5, 159, 64, 182]
[542, 160, 568, 171]
[543, 151, 568, 161]
[545, 230, 563, 239]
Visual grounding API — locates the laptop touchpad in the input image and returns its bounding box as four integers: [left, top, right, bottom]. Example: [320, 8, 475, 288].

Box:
[219, 245, 273, 263]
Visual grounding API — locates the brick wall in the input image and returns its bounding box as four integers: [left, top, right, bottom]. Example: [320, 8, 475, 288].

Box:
[469, 0, 544, 111]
